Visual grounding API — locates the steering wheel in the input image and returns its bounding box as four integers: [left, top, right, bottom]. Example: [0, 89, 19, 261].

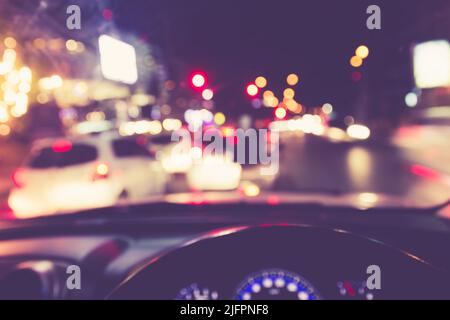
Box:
[109, 225, 450, 300]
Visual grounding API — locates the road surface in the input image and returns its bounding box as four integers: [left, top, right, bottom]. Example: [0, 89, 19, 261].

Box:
[272, 134, 450, 207]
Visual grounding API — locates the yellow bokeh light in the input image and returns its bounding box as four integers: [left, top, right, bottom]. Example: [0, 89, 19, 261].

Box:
[285, 99, 298, 112]
[275, 107, 287, 119]
[4, 37, 17, 49]
[96, 163, 109, 176]
[293, 103, 303, 114]
[255, 76, 267, 88]
[39, 75, 63, 90]
[263, 95, 278, 108]
[286, 73, 299, 86]
[162, 118, 182, 131]
[350, 56, 363, 68]
[0, 124, 11, 136]
[242, 182, 260, 197]
[65, 39, 78, 52]
[202, 88, 214, 101]
[214, 112, 226, 126]
[283, 88, 295, 99]
[263, 90, 274, 99]
[355, 45, 370, 59]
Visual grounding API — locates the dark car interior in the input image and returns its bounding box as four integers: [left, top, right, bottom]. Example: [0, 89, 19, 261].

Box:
[0, 201, 449, 300]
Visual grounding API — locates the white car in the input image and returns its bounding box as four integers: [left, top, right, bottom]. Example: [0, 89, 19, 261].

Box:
[8, 133, 167, 218]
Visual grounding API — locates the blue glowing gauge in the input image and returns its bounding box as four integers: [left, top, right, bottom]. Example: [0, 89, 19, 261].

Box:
[235, 269, 321, 300]
[176, 284, 219, 300]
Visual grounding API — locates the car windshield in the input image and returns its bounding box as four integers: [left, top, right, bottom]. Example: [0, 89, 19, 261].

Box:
[0, 0, 449, 220]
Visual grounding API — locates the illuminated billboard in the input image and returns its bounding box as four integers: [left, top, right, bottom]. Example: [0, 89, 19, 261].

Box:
[98, 35, 138, 85]
[413, 40, 450, 89]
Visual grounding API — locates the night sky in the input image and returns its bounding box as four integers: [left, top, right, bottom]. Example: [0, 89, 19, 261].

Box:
[114, 0, 449, 121]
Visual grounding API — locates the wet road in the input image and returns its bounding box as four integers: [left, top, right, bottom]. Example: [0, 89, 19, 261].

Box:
[272, 135, 450, 207]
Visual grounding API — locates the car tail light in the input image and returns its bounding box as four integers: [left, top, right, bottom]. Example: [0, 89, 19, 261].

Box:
[11, 169, 25, 189]
[92, 163, 109, 181]
[52, 139, 72, 153]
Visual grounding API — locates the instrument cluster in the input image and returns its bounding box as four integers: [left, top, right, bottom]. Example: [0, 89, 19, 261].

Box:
[176, 269, 321, 300]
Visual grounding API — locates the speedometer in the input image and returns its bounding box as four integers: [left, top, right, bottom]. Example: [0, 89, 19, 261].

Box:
[235, 269, 321, 300]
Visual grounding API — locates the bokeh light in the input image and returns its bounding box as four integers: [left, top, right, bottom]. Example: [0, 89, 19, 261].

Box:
[355, 45, 370, 59]
[0, 124, 11, 136]
[191, 73, 207, 88]
[214, 112, 226, 126]
[66, 39, 78, 52]
[322, 103, 333, 114]
[286, 73, 299, 86]
[405, 92, 418, 107]
[283, 88, 295, 99]
[275, 107, 287, 120]
[263, 90, 274, 99]
[4, 37, 17, 49]
[255, 76, 267, 88]
[350, 56, 363, 68]
[246, 83, 259, 97]
[202, 88, 214, 101]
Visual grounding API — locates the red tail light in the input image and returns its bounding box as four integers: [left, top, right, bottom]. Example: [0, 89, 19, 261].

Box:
[92, 163, 110, 181]
[12, 169, 25, 189]
[52, 140, 72, 153]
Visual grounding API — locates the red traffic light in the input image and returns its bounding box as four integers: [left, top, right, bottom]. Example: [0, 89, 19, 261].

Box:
[190, 72, 207, 89]
[246, 83, 259, 97]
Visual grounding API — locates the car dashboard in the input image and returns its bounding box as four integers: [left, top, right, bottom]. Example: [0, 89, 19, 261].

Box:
[0, 202, 449, 300]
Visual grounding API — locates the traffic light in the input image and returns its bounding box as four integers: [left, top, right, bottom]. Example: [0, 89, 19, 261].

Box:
[246, 83, 259, 97]
[190, 72, 207, 90]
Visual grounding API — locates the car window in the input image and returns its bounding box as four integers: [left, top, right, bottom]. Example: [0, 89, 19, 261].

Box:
[29, 144, 98, 168]
[112, 139, 153, 158]
[149, 135, 174, 145]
